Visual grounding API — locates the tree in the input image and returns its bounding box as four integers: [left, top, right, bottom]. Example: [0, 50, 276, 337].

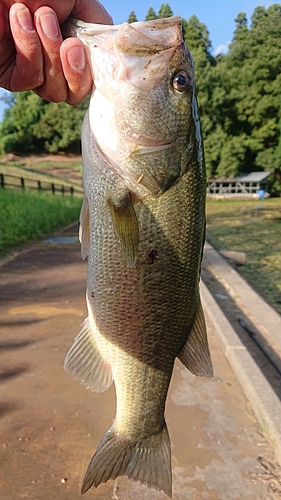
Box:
[145, 7, 157, 21]
[182, 15, 217, 177]
[183, 15, 213, 58]
[0, 91, 89, 154]
[128, 11, 138, 24]
[232, 12, 248, 43]
[227, 13, 249, 66]
[205, 3, 281, 185]
[158, 3, 173, 19]
[0, 91, 46, 153]
[251, 5, 267, 28]
[33, 98, 88, 153]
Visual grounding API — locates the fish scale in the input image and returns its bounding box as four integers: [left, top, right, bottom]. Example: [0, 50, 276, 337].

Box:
[63, 15, 213, 498]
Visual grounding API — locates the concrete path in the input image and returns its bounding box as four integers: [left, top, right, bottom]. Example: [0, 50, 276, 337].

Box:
[203, 242, 281, 360]
[202, 243, 281, 470]
[0, 227, 278, 499]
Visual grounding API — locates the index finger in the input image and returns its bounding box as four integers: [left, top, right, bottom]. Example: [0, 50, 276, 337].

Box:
[8, 3, 44, 91]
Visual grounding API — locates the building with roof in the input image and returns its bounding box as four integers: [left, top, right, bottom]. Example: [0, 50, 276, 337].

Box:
[207, 172, 271, 198]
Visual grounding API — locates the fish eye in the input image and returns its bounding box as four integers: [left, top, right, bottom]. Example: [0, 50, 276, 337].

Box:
[172, 70, 191, 92]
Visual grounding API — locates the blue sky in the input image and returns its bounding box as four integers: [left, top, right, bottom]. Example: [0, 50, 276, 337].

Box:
[0, 0, 273, 121]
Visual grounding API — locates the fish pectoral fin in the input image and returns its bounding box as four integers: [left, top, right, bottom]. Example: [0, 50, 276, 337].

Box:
[178, 296, 214, 378]
[108, 191, 139, 268]
[64, 318, 113, 392]
[81, 422, 172, 497]
[79, 197, 90, 260]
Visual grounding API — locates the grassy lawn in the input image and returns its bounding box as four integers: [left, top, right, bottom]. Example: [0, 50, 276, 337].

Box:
[0, 188, 82, 257]
[206, 198, 281, 314]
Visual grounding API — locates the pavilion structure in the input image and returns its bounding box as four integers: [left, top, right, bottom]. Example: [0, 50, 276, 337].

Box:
[207, 172, 271, 198]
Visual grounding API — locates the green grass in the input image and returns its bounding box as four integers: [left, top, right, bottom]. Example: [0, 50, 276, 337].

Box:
[206, 198, 281, 314]
[0, 188, 82, 257]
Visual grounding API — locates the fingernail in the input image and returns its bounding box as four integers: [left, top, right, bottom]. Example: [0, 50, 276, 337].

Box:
[16, 6, 34, 31]
[67, 46, 86, 72]
[40, 12, 59, 39]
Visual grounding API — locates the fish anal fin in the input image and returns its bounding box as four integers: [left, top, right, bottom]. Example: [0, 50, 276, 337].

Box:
[108, 191, 139, 268]
[79, 197, 90, 260]
[64, 318, 113, 392]
[178, 296, 214, 378]
[81, 422, 172, 497]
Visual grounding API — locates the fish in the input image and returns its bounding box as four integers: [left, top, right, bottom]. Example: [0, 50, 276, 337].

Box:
[63, 15, 213, 498]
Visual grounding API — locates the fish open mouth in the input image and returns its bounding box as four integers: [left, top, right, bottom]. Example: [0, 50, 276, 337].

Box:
[115, 18, 182, 57]
[63, 16, 183, 92]
[64, 16, 182, 51]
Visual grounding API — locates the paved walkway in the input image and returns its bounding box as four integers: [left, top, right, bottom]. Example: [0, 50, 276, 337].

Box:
[0, 226, 278, 499]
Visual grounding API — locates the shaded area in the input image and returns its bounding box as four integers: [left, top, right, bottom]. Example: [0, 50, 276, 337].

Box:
[44, 237, 78, 245]
[0, 340, 35, 350]
[0, 246, 85, 305]
[0, 245, 81, 273]
[0, 319, 41, 327]
[0, 401, 18, 418]
[0, 365, 29, 381]
[202, 264, 281, 400]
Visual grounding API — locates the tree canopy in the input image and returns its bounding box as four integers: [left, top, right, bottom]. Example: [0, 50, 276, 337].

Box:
[1, 3, 281, 193]
[205, 4, 281, 193]
[128, 11, 138, 23]
[0, 92, 89, 154]
[145, 7, 157, 21]
[158, 3, 173, 18]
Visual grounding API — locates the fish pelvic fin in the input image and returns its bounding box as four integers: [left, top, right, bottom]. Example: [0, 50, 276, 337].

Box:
[79, 197, 90, 260]
[81, 422, 172, 498]
[64, 318, 113, 392]
[178, 296, 214, 378]
[108, 191, 139, 268]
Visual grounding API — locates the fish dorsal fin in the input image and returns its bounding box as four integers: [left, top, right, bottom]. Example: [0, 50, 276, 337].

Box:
[178, 296, 214, 378]
[64, 318, 113, 392]
[108, 191, 139, 268]
[79, 197, 90, 260]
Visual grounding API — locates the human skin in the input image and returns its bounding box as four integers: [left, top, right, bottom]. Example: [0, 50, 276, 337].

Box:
[0, 1, 112, 105]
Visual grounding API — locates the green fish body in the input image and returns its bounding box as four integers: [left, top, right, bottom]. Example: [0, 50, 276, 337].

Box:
[64, 16, 213, 497]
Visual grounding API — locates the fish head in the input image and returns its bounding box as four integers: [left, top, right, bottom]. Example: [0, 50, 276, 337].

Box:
[67, 17, 201, 195]
[112, 20, 196, 146]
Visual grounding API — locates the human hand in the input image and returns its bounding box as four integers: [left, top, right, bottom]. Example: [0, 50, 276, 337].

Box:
[0, 1, 112, 105]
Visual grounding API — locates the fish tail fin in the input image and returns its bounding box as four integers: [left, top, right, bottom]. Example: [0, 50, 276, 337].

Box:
[81, 422, 172, 497]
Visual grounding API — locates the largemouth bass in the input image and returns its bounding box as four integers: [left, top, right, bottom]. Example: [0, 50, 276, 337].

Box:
[64, 15, 213, 498]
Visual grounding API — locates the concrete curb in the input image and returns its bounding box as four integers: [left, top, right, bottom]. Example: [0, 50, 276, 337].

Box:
[201, 280, 281, 466]
[204, 241, 281, 359]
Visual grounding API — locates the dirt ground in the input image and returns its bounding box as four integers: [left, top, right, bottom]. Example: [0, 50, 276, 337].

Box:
[2, 153, 83, 184]
[0, 225, 280, 500]
[4, 153, 82, 164]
